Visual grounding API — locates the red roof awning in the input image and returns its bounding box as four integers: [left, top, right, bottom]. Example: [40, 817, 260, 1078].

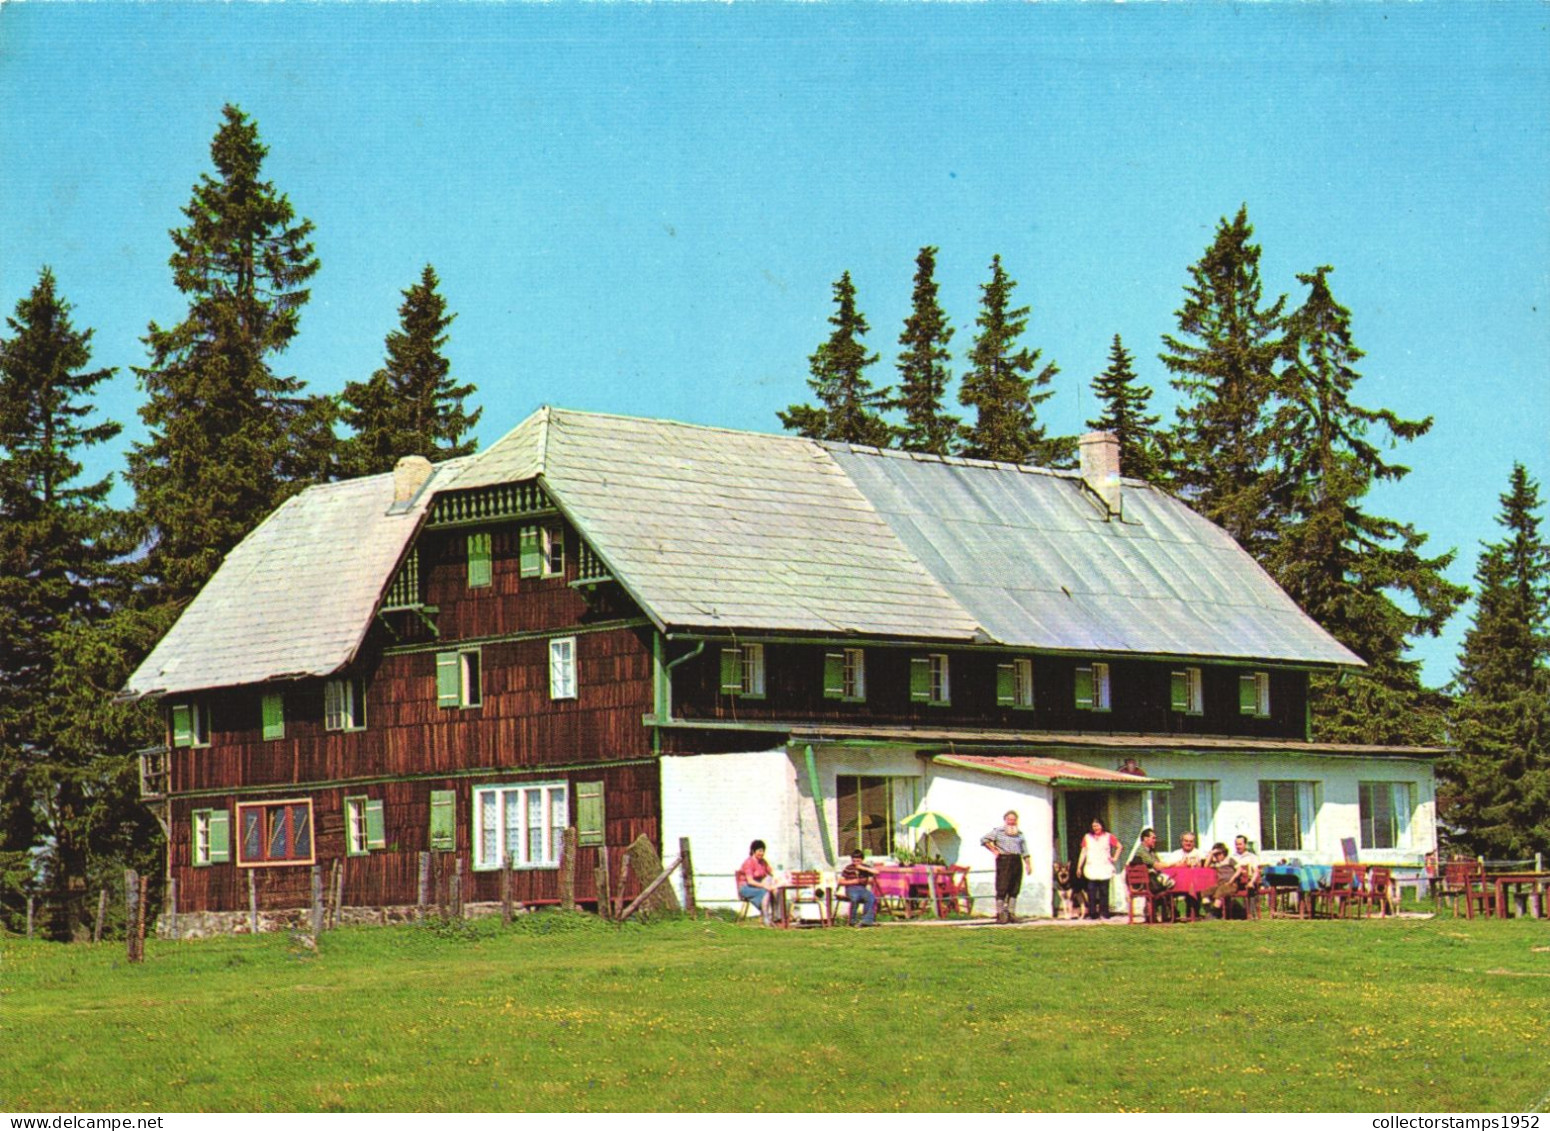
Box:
[933, 754, 1161, 790]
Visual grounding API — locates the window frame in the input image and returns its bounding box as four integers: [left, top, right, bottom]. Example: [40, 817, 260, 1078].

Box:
[1258, 779, 1318, 853]
[910, 653, 951, 706]
[171, 699, 211, 748]
[549, 636, 578, 700]
[1075, 661, 1112, 712]
[472, 781, 569, 871]
[344, 795, 386, 857]
[191, 807, 230, 867]
[824, 647, 867, 703]
[260, 690, 286, 741]
[1358, 781, 1413, 851]
[997, 657, 1036, 710]
[324, 676, 368, 732]
[1150, 780, 1219, 848]
[835, 774, 922, 857]
[429, 789, 457, 852]
[1170, 667, 1204, 716]
[541, 524, 565, 578]
[576, 780, 605, 848]
[437, 649, 483, 709]
[234, 798, 315, 868]
[467, 530, 493, 589]
[1240, 671, 1272, 717]
[720, 644, 766, 700]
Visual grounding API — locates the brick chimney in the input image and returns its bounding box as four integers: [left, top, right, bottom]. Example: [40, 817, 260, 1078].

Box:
[392, 455, 433, 507]
[1078, 431, 1122, 518]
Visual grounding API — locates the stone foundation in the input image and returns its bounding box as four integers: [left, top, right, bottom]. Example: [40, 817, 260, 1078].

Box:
[157, 901, 532, 940]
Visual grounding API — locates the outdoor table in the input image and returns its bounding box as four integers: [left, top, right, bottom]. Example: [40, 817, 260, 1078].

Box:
[1263, 864, 1331, 893]
[1160, 865, 1217, 921]
[873, 865, 953, 918]
[770, 875, 831, 928]
[1490, 872, 1550, 919]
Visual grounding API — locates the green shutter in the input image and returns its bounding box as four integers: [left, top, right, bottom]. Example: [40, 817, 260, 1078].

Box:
[720, 648, 742, 694]
[436, 652, 460, 707]
[209, 809, 230, 863]
[365, 799, 386, 849]
[823, 652, 845, 699]
[1171, 672, 1189, 712]
[429, 789, 456, 851]
[261, 691, 285, 740]
[519, 527, 541, 577]
[1239, 674, 1258, 715]
[909, 656, 931, 702]
[577, 780, 605, 847]
[996, 663, 1016, 707]
[467, 532, 492, 588]
[1074, 666, 1094, 710]
[172, 703, 193, 747]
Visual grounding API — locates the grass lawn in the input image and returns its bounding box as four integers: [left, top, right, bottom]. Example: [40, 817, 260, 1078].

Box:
[2, 912, 1548, 1113]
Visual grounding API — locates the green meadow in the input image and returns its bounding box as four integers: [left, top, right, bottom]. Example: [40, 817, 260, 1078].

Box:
[2, 912, 1547, 1113]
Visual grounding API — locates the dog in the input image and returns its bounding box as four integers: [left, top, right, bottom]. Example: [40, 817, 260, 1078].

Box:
[1053, 861, 1086, 920]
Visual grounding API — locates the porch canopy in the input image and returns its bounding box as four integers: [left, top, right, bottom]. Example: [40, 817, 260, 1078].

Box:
[932, 754, 1163, 790]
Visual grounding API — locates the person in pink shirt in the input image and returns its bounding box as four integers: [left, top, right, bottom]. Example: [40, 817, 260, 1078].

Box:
[736, 838, 780, 926]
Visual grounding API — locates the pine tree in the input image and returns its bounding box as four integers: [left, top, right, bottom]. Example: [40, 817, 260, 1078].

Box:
[338, 265, 480, 477]
[892, 247, 959, 456]
[0, 268, 136, 937]
[958, 256, 1069, 466]
[1161, 206, 1286, 551]
[1086, 334, 1164, 483]
[778, 272, 894, 447]
[127, 104, 330, 607]
[1441, 465, 1550, 857]
[1270, 266, 1466, 746]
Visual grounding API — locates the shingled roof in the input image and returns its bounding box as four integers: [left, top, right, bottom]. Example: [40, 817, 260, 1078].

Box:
[122, 406, 1360, 699]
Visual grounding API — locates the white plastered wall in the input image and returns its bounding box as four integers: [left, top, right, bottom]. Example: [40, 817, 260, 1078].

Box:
[921, 764, 1055, 915]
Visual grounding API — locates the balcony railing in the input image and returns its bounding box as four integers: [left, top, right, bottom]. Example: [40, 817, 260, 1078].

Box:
[138, 745, 169, 801]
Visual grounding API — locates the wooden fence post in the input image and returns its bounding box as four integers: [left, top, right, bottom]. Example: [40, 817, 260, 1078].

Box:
[502, 853, 513, 926]
[168, 877, 179, 941]
[93, 887, 107, 943]
[25, 895, 34, 941]
[595, 846, 612, 921]
[450, 855, 463, 919]
[134, 880, 147, 961]
[310, 864, 324, 938]
[417, 851, 431, 913]
[248, 870, 259, 935]
[124, 870, 141, 963]
[679, 837, 697, 916]
[559, 827, 578, 913]
[332, 859, 345, 929]
[618, 856, 683, 922]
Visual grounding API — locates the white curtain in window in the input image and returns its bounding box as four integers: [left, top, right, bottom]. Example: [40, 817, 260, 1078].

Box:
[1296, 782, 1318, 850]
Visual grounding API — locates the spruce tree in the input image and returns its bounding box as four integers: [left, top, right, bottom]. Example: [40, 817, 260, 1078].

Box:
[1442, 465, 1550, 857]
[127, 104, 330, 607]
[779, 272, 894, 447]
[338, 265, 480, 477]
[892, 247, 959, 456]
[0, 268, 136, 937]
[1161, 206, 1286, 550]
[958, 255, 1069, 466]
[1270, 266, 1465, 745]
[1086, 334, 1165, 483]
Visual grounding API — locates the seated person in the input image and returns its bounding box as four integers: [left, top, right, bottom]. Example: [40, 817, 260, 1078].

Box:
[837, 848, 879, 926]
[1230, 835, 1262, 888]
[1163, 831, 1207, 867]
[736, 838, 780, 926]
[1205, 842, 1240, 917]
[1134, 827, 1176, 894]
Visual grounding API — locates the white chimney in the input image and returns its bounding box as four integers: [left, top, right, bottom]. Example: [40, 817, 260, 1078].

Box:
[1078, 431, 1122, 518]
[392, 455, 433, 506]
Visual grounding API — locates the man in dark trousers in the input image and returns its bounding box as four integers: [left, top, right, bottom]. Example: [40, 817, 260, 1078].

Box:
[837, 848, 878, 926]
[981, 810, 1033, 923]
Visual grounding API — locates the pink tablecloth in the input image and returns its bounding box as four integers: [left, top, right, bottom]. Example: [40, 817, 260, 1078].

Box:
[873, 865, 951, 899]
[1162, 866, 1219, 896]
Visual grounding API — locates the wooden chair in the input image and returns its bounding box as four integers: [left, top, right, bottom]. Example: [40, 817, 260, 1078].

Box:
[1263, 871, 1305, 918]
[1463, 868, 1497, 920]
[784, 871, 831, 927]
[1440, 860, 1490, 918]
[1125, 864, 1169, 924]
[933, 865, 974, 918]
[1219, 877, 1261, 921]
[1323, 864, 1364, 918]
[1365, 866, 1395, 917]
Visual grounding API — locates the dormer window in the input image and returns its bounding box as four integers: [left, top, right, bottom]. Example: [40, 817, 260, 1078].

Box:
[1240, 671, 1271, 717]
[720, 643, 766, 699]
[518, 523, 566, 579]
[1170, 667, 1204, 716]
[1075, 662, 1111, 712]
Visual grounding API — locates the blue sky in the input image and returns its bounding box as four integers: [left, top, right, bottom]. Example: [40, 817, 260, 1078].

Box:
[2, 2, 1546, 686]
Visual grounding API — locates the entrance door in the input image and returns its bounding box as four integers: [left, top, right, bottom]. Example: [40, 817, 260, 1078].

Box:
[1062, 791, 1112, 865]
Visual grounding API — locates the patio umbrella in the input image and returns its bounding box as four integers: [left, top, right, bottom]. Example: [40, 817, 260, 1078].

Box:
[899, 809, 957, 859]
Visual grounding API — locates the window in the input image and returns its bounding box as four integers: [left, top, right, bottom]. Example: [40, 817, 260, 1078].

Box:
[549, 637, 577, 700]
[719, 644, 766, 699]
[236, 800, 314, 866]
[823, 648, 866, 702]
[1151, 780, 1218, 848]
[473, 782, 568, 869]
[576, 780, 605, 848]
[171, 700, 210, 748]
[436, 649, 482, 708]
[519, 526, 542, 578]
[542, 524, 565, 578]
[192, 808, 230, 866]
[835, 775, 921, 857]
[1075, 662, 1111, 712]
[467, 531, 492, 588]
[1170, 667, 1204, 716]
[260, 691, 286, 740]
[1359, 782, 1414, 850]
[429, 789, 456, 851]
[1259, 780, 1318, 853]
[324, 677, 367, 731]
[1240, 671, 1271, 717]
[997, 658, 1035, 709]
[344, 796, 386, 857]
[910, 653, 950, 706]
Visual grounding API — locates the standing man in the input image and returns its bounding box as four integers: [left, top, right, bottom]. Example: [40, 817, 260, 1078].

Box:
[837, 848, 879, 926]
[981, 810, 1033, 923]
